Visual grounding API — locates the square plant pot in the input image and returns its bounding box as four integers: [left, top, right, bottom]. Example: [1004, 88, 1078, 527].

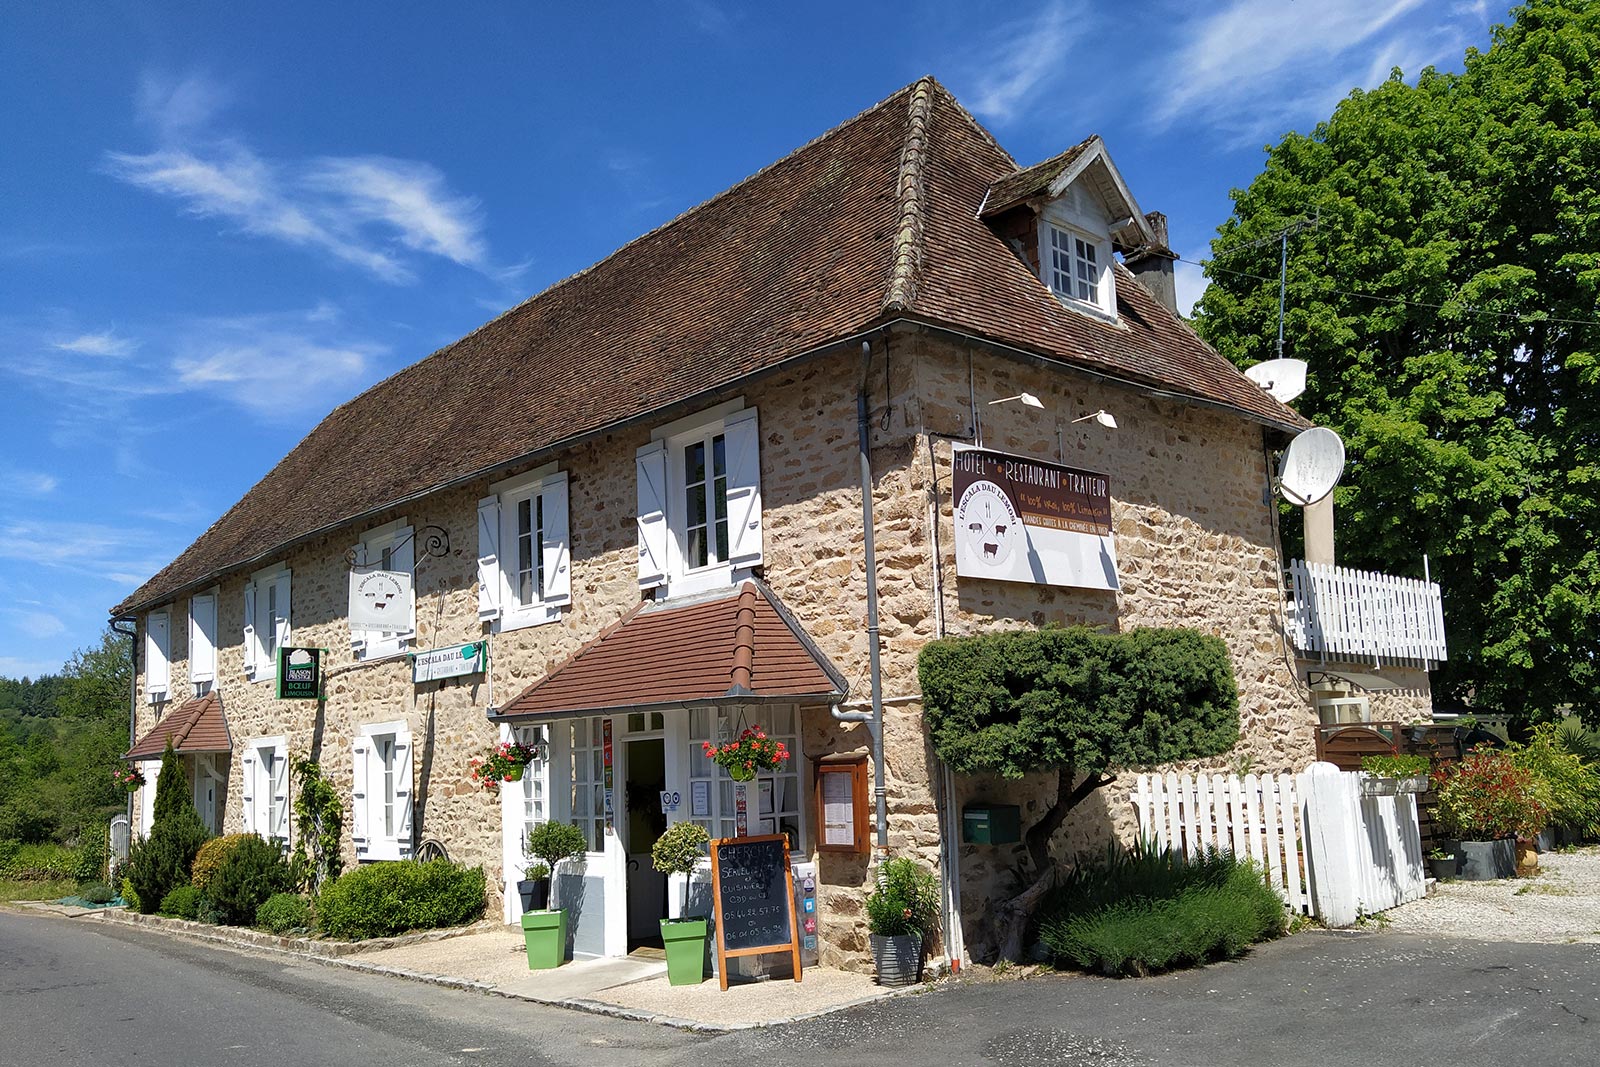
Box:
[521, 909, 568, 970]
[660, 918, 708, 986]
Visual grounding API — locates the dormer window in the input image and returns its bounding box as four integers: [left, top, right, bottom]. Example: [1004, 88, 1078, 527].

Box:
[1039, 189, 1115, 320]
[1048, 225, 1101, 306]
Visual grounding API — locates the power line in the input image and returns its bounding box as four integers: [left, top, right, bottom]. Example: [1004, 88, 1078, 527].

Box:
[1175, 255, 1600, 330]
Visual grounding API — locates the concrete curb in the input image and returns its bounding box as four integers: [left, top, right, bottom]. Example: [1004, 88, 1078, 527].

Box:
[90, 907, 931, 1032]
[100, 908, 493, 956]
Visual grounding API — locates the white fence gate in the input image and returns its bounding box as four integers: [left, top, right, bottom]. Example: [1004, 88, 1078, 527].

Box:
[1133, 762, 1425, 925]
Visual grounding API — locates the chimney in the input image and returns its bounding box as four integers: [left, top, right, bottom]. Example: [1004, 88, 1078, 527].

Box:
[1125, 210, 1179, 315]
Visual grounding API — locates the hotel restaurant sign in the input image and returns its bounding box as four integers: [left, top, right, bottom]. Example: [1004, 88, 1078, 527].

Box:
[951, 443, 1118, 591]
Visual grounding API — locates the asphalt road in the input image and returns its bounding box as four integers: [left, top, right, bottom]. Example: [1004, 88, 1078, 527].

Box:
[3, 909, 1597, 1066]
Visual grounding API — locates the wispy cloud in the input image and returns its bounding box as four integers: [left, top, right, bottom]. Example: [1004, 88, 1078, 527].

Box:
[171, 313, 385, 415]
[0, 466, 60, 496]
[136, 70, 233, 141]
[957, 1, 1088, 126]
[53, 329, 137, 357]
[0, 656, 63, 679]
[6, 609, 67, 640]
[0, 518, 174, 585]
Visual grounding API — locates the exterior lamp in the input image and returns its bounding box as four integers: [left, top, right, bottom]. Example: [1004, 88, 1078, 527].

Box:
[1072, 409, 1118, 429]
[989, 392, 1044, 409]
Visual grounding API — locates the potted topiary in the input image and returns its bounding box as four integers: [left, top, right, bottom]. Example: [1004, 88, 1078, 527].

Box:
[1434, 747, 1548, 881]
[865, 856, 939, 987]
[650, 821, 711, 986]
[520, 821, 588, 968]
[1426, 846, 1456, 880]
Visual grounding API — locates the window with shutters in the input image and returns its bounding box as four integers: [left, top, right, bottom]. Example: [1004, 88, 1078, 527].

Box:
[636, 402, 762, 599]
[144, 609, 171, 703]
[243, 563, 291, 684]
[352, 720, 413, 862]
[189, 591, 218, 696]
[351, 519, 415, 660]
[477, 467, 570, 632]
[241, 736, 290, 844]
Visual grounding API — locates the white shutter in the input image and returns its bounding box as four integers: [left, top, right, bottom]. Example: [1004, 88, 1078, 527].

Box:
[145, 612, 170, 701]
[541, 473, 572, 608]
[241, 750, 258, 836]
[273, 569, 292, 653]
[351, 739, 369, 856]
[189, 594, 217, 684]
[724, 408, 764, 567]
[477, 495, 502, 621]
[636, 440, 669, 590]
[347, 543, 368, 653]
[499, 726, 523, 922]
[271, 749, 291, 842]
[396, 735, 414, 858]
[139, 761, 160, 837]
[392, 532, 415, 641]
[242, 582, 258, 679]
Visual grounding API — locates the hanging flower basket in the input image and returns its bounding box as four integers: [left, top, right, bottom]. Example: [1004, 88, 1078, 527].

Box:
[469, 739, 538, 794]
[112, 764, 144, 793]
[703, 728, 789, 782]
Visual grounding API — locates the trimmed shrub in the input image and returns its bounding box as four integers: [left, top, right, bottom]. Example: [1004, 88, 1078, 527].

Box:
[317, 860, 486, 940]
[207, 835, 293, 926]
[256, 892, 311, 935]
[74, 825, 108, 884]
[1039, 840, 1286, 977]
[191, 834, 255, 893]
[79, 883, 117, 905]
[159, 884, 202, 920]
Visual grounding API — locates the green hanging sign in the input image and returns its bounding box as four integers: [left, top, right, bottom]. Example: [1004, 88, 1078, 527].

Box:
[411, 640, 487, 684]
[276, 647, 323, 700]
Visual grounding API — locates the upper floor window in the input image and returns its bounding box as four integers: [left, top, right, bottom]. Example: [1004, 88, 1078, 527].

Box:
[1039, 187, 1116, 320]
[1049, 225, 1101, 305]
[189, 591, 217, 695]
[637, 403, 763, 598]
[350, 519, 414, 660]
[477, 468, 570, 631]
[243, 564, 291, 684]
[145, 609, 170, 704]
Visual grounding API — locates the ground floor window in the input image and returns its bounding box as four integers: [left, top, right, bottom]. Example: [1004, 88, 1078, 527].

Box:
[567, 718, 605, 853]
[353, 721, 413, 861]
[687, 706, 802, 846]
[243, 737, 289, 844]
[515, 724, 550, 841]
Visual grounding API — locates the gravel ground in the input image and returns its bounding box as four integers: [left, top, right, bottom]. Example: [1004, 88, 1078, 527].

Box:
[1384, 845, 1600, 943]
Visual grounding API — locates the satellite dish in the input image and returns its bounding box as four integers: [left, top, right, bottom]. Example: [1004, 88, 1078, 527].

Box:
[1278, 427, 1345, 506]
[1244, 358, 1308, 404]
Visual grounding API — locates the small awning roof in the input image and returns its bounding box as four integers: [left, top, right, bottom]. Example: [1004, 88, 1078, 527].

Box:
[491, 579, 847, 723]
[124, 691, 232, 760]
[1307, 670, 1404, 692]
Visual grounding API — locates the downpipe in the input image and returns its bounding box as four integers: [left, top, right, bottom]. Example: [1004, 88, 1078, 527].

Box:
[858, 340, 889, 853]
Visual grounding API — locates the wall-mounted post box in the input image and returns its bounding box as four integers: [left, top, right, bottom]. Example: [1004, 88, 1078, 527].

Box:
[962, 803, 1021, 844]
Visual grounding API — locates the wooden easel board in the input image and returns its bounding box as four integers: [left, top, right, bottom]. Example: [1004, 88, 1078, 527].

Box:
[709, 833, 802, 990]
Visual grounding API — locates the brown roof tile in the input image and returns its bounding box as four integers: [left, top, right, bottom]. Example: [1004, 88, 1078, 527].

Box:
[978, 135, 1098, 218]
[114, 77, 1303, 616]
[124, 691, 231, 760]
[491, 581, 845, 721]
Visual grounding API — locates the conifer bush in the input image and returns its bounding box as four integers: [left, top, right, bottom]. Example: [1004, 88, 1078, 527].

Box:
[124, 742, 211, 913]
[206, 835, 293, 926]
[191, 833, 255, 893]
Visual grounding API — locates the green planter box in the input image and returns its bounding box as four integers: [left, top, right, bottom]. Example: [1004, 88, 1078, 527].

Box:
[660, 917, 708, 986]
[521, 909, 568, 970]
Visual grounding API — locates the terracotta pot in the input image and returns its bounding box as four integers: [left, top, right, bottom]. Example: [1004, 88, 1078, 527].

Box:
[1516, 840, 1540, 876]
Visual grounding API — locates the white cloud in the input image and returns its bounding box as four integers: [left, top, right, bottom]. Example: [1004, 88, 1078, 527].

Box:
[306, 157, 489, 271]
[54, 330, 137, 357]
[10, 610, 67, 639]
[959, 1, 1088, 125]
[0, 518, 173, 583]
[0, 466, 60, 496]
[137, 70, 233, 141]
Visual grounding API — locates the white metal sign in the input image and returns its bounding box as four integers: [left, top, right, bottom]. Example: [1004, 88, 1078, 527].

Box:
[349, 567, 413, 630]
[411, 641, 487, 683]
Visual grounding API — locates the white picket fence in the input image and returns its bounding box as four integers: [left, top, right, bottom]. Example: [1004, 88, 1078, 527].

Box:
[1284, 558, 1448, 667]
[1133, 763, 1425, 925]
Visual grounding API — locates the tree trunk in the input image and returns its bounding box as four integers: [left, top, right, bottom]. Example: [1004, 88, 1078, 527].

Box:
[992, 767, 1115, 963]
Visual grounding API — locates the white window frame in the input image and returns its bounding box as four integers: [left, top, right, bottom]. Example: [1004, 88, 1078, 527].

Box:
[639, 400, 763, 599]
[241, 735, 290, 844]
[243, 563, 291, 684]
[351, 519, 415, 661]
[479, 465, 570, 633]
[686, 705, 804, 848]
[352, 719, 413, 862]
[145, 609, 170, 704]
[188, 590, 218, 695]
[1039, 196, 1116, 320]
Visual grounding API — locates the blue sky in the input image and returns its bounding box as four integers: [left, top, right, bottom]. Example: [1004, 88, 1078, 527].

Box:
[0, 0, 1507, 678]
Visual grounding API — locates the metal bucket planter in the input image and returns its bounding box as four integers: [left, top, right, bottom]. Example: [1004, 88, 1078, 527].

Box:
[1455, 839, 1516, 881]
[1360, 775, 1398, 797]
[1398, 775, 1430, 794]
[1427, 854, 1457, 880]
[660, 918, 708, 986]
[520, 909, 568, 969]
[516, 878, 550, 913]
[871, 933, 924, 986]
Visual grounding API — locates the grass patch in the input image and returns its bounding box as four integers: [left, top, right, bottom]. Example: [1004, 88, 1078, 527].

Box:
[1039, 839, 1287, 977]
[0, 877, 79, 903]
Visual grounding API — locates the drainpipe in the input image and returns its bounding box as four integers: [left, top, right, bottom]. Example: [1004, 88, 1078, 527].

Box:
[111, 615, 138, 833]
[858, 340, 889, 853]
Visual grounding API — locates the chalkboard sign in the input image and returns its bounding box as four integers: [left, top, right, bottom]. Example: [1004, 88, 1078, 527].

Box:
[709, 834, 802, 990]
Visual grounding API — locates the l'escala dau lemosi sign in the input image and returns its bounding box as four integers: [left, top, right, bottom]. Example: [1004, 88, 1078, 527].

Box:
[412, 641, 488, 684]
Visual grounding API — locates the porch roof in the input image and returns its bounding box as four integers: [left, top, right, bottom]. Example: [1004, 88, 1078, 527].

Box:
[490, 580, 847, 723]
[124, 691, 232, 760]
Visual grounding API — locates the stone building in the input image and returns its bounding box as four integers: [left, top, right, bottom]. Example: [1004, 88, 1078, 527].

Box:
[114, 77, 1434, 969]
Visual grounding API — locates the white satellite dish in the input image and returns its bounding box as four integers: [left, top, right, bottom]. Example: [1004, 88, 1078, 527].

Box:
[1244, 358, 1308, 404]
[1278, 426, 1345, 506]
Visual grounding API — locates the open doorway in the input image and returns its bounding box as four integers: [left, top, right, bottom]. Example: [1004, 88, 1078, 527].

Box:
[623, 737, 668, 950]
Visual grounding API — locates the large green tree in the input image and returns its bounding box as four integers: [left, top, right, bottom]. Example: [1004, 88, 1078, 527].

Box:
[1193, 0, 1600, 723]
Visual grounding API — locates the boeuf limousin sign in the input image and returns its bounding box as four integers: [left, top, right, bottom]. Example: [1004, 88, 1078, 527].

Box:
[951, 443, 1119, 590]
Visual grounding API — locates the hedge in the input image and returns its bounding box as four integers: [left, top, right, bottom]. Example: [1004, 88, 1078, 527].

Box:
[316, 860, 486, 940]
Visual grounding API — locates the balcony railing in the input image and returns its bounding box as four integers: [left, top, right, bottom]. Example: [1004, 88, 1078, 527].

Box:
[1284, 559, 1447, 668]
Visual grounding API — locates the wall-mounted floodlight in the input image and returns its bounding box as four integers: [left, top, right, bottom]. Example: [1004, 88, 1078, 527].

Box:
[1071, 409, 1118, 429]
[989, 392, 1044, 409]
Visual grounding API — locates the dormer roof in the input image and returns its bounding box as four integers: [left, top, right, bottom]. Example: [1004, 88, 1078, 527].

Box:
[980, 135, 1166, 255]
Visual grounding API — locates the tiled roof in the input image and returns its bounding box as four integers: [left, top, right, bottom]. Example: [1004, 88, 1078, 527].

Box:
[491, 581, 846, 721]
[979, 135, 1098, 218]
[124, 691, 231, 760]
[114, 77, 1303, 616]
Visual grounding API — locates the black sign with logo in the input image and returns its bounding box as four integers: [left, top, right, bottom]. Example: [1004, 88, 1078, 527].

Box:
[276, 647, 323, 700]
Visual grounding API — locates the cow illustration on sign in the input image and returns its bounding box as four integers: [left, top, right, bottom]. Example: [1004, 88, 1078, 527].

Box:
[956, 479, 1021, 570]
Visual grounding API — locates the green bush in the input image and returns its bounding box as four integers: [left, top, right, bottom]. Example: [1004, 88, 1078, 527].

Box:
[121, 877, 140, 912]
[1360, 754, 1431, 779]
[0, 841, 79, 880]
[159, 884, 202, 920]
[1509, 724, 1600, 836]
[865, 857, 940, 938]
[124, 742, 211, 913]
[79, 882, 117, 905]
[74, 825, 108, 884]
[191, 834, 255, 893]
[1039, 841, 1286, 977]
[650, 822, 708, 878]
[256, 892, 311, 934]
[206, 835, 292, 926]
[317, 860, 486, 940]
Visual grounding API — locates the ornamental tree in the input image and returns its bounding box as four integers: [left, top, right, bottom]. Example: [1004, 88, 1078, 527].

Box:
[919, 625, 1240, 960]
